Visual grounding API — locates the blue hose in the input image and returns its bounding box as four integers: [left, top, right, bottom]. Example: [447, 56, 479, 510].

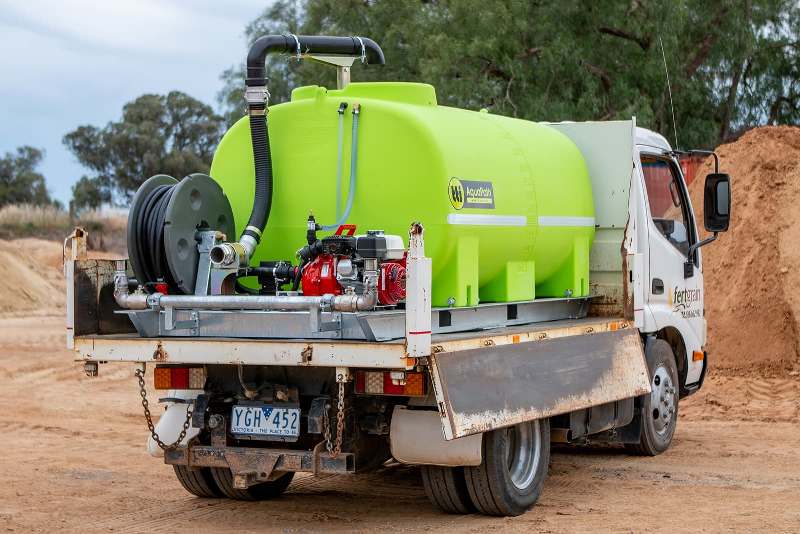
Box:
[322, 104, 360, 231]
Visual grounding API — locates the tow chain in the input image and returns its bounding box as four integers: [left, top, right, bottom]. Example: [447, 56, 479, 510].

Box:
[134, 368, 193, 450]
[323, 381, 346, 458]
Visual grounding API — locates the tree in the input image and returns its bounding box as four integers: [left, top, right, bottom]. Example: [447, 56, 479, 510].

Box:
[218, 0, 800, 148]
[70, 176, 112, 215]
[64, 91, 226, 202]
[0, 146, 53, 207]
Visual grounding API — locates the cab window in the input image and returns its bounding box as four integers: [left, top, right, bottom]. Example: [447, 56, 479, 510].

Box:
[641, 156, 692, 257]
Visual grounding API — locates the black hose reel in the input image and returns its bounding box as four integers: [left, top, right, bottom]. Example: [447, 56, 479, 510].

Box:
[126, 173, 235, 294]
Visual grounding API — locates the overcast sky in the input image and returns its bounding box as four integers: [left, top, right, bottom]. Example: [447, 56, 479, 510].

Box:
[0, 0, 265, 205]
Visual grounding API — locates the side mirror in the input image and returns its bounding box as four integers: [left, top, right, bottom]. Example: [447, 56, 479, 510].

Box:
[704, 173, 730, 233]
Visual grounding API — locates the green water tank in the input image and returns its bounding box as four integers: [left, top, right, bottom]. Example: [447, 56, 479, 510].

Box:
[210, 82, 594, 307]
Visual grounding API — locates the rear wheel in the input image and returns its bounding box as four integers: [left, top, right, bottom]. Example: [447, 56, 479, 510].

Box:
[210, 467, 294, 501]
[421, 466, 475, 514]
[464, 419, 550, 516]
[172, 465, 223, 498]
[627, 339, 679, 456]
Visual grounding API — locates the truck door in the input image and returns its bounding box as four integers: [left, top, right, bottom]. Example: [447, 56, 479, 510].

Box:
[640, 152, 705, 383]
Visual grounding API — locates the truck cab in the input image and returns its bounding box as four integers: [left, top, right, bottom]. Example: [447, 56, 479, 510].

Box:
[635, 128, 708, 392]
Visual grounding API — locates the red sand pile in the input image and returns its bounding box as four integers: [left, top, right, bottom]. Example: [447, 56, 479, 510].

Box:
[689, 126, 800, 374]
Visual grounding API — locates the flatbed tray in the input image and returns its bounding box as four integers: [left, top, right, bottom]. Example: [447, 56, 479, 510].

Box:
[72, 316, 631, 370]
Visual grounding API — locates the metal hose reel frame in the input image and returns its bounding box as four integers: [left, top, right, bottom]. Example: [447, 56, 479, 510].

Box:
[127, 173, 235, 294]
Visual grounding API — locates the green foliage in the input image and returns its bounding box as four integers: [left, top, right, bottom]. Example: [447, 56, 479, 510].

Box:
[0, 146, 54, 208]
[70, 176, 112, 215]
[64, 91, 226, 201]
[218, 0, 800, 149]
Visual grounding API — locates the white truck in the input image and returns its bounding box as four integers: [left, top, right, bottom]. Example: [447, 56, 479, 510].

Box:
[65, 37, 731, 517]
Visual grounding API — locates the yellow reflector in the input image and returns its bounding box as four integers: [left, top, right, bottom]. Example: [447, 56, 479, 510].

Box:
[403, 372, 425, 396]
[154, 367, 172, 389]
[692, 350, 705, 362]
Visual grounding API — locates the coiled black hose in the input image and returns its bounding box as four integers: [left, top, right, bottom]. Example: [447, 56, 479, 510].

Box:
[132, 183, 178, 291]
[243, 107, 272, 242]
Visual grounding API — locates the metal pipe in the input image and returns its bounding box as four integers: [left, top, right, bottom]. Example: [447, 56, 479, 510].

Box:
[155, 294, 326, 311]
[113, 262, 148, 310]
[150, 290, 378, 313]
[115, 279, 377, 313]
[114, 256, 379, 313]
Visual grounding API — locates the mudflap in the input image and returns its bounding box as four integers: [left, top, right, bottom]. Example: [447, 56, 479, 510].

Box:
[428, 327, 651, 440]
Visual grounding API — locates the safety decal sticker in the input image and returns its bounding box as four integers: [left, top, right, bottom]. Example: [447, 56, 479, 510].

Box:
[448, 177, 495, 210]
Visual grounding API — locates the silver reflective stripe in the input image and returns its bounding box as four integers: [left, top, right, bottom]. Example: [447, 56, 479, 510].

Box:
[447, 214, 528, 226]
[537, 216, 596, 227]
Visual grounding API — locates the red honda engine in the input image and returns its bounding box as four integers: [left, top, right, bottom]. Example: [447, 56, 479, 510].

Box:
[300, 227, 406, 308]
[378, 260, 406, 306]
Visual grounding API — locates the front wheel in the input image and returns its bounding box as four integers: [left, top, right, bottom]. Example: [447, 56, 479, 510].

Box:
[463, 419, 550, 516]
[627, 339, 679, 456]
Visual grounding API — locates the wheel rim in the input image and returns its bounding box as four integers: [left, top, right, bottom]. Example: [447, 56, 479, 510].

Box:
[505, 420, 541, 490]
[650, 363, 676, 435]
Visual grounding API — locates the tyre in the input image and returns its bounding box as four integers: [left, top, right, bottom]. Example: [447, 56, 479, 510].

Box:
[464, 419, 550, 516]
[627, 338, 679, 456]
[421, 466, 476, 514]
[210, 467, 294, 500]
[172, 465, 223, 498]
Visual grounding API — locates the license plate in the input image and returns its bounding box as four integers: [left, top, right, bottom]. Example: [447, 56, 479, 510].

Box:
[230, 405, 300, 437]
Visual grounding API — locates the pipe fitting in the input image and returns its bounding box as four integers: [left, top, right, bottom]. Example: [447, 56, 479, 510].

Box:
[244, 85, 270, 106]
[209, 242, 246, 267]
[239, 233, 259, 263]
[331, 286, 378, 312]
[113, 264, 148, 310]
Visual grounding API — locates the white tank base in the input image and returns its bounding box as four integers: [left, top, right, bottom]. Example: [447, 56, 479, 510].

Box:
[389, 406, 482, 466]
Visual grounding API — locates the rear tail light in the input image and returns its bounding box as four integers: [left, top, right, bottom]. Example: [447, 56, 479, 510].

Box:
[354, 370, 427, 397]
[154, 366, 206, 390]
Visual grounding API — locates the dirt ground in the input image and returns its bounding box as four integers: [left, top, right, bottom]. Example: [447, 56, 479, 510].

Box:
[2, 126, 800, 531]
[1, 314, 798, 533]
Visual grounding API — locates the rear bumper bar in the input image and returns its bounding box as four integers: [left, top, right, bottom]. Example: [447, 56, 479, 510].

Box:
[164, 421, 354, 488]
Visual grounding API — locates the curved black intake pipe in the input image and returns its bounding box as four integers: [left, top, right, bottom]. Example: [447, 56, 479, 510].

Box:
[246, 34, 385, 86]
[242, 110, 272, 243]
[239, 35, 384, 252]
